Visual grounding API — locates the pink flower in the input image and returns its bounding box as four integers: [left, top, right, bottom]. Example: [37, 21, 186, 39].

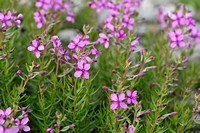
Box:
[98, 33, 110, 48]
[158, 7, 167, 28]
[35, 0, 51, 9]
[110, 93, 127, 110]
[168, 10, 186, 28]
[0, 126, 18, 133]
[103, 16, 115, 31]
[122, 15, 135, 30]
[168, 29, 185, 48]
[74, 61, 90, 79]
[28, 39, 44, 58]
[66, 11, 75, 23]
[190, 27, 200, 43]
[68, 35, 85, 51]
[129, 125, 135, 133]
[14, 118, 30, 132]
[116, 30, 127, 40]
[0, 11, 13, 30]
[91, 46, 101, 59]
[126, 90, 138, 104]
[34, 10, 46, 29]
[47, 128, 53, 133]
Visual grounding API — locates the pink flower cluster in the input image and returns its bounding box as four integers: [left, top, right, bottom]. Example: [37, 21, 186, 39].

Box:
[110, 90, 138, 110]
[89, 0, 141, 49]
[159, 6, 200, 48]
[68, 32, 101, 79]
[34, 0, 76, 28]
[0, 107, 31, 133]
[0, 10, 23, 30]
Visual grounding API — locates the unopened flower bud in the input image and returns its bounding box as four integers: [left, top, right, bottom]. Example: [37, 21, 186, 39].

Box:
[173, 84, 178, 87]
[102, 86, 109, 90]
[112, 70, 118, 73]
[137, 73, 144, 77]
[1, 54, 7, 58]
[112, 80, 116, 84]
[115, 115, 122, 118]
[39, 71, 48, 75]
[69, 124, 75, 128]
[170, 112, 178, 115]
[17, 70, 22, 75]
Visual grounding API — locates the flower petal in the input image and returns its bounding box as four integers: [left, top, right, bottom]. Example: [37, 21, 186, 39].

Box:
[110, 103, 118, 110]
[118, 93, 125, 101]
[120, 102, 127, 109]
[74, 71, 82, 78]
[21, 118, 29, 125]
[111, 94, 117, 101]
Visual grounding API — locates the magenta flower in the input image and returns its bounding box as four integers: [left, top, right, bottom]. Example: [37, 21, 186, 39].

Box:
[35, 0, 51, 9]
[47, 128, 53, 133]
[0, 107, 12, 118]
[190, 27, 200, 43]
[131, 38, 139, 50]
[98, 33, 110, 48]
[0, 126, 18, 133]
[129, 125, 135, 133]
[168, 10, 186, 28]
[168, 29, 185, 48]
[116, 30, 127, 40]
[126, 90, 138, 104]
[108, 3, 121, 16]
[68, 35, 85, 51]
[110, 93, 127, 110]
[122, 15, 135, 30]
[66, 11, 75, 23]
[0, 11, 13, 30]
[158, 7, 167, 28]
[15, 118, 30, 132]
[34, 10, 46, 29]
[91, 46, 101, 59]
[74, 61, 90, 79]
[104, 16, 114, 31]
[184, 12, 196, 29]
[28, 39, 44, 58]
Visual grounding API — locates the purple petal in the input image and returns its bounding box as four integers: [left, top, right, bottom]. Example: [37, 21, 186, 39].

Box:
[6, 21, 12, 26]
[38, 45, 44, 50]
[74, 71, 82, 78]
[111, 94, 117, 101]
[5, 107, 11, 115]
[23, 126, 31, 132]
[118, 93, 125, 101]
[68, 42, 75, 49]
[84, 64, 90, 70]
[104, 42, 109, 48]
[127, 90, 131, 96]
[179, 41, 185, 47]
[171, 42, 177, 48]
[77, 62, 84, 69]
[99, 33, 107, 39]
[35, 51, 40, 58]
[84, 72, 89, 79]
[120, 102, 127, 109]
[110, 103, 118, 110]
[127, 98, 131, 104]
[21, 118, 29, 125]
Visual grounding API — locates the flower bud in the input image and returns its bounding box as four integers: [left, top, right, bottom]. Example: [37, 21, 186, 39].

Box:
[1, 54, 7, 58]
[137, 73, 144, 77]
[170, 112, 178, 115]
[39, 71, 48, 75]
[69, 124, 75, 128]
[102, 86, 109, 90]
[17, 70, 22, 75]
[112, 70, 118, 73]
[115, 115, 122, 118]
